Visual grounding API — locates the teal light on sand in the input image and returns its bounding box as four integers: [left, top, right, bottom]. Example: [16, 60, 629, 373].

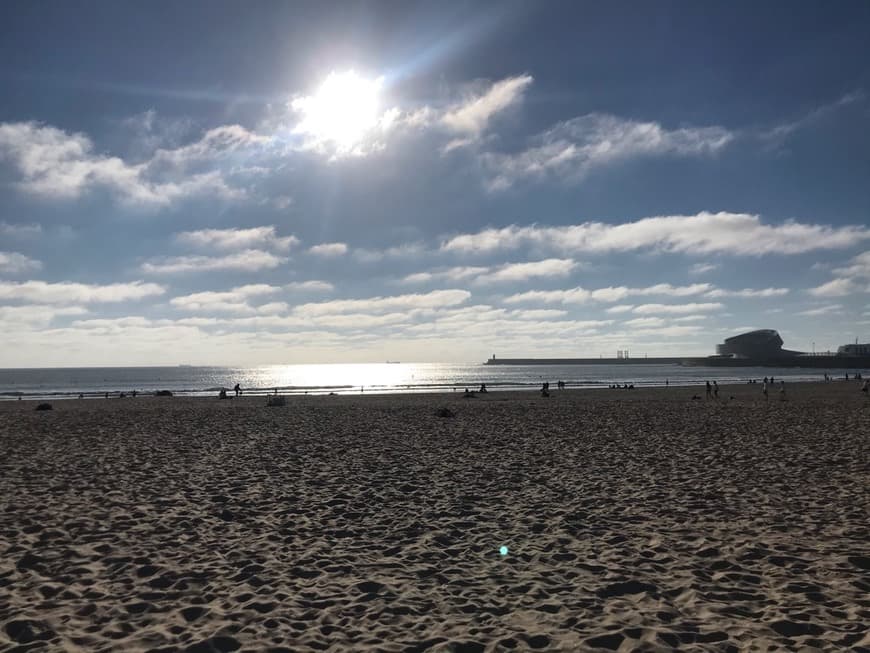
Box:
[499, 545, 509, 556]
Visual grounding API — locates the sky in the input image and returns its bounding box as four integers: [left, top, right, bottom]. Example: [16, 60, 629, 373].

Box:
[1, 0, 869, 366]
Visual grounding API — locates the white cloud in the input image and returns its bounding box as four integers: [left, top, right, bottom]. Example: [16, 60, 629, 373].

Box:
[605, 304, 634, 314]
[0, 280, 165, 304]
[833, 250, 870, 279]
[624, 317, 666, 328]
[762, 91, 865, 144]
[176, 226, 298, 251]
[482, 113, 732, 189]
[401, 266, 489, 284]
[308, 242, 348, 257]
[0, 121, 248, 207]
[807, 278, 859, 297]
[141, 249, 287, 274]
[442, 211, 870, 256]
[689, 262, 719, 275]
[353, 243, 426, 263]
[0, 304, 87, 327]
[0, 222, 42, 238]
[705, 287, 790, 298]
[295, 289, 470, 316]
[0, 251, 42, 274]
[798, 304, 843, 316]
[504, 283, 712, 305]
[286, 280, 335, 292]
[170, 284, 280, 314]
[632, 302, 723, 315]
[441, 75, 533, 138]
[477, 258, 577, 283]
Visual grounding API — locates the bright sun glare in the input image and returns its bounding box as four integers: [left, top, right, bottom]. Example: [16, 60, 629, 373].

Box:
[292, 71, 383, 150]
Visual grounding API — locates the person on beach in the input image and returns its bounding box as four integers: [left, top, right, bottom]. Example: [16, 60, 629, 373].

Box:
[234, 383, 241, 397]
[762, 381, 768, 401]
[706, 381, 712, 399]
[541, 382, 550, 397]
[713, 380, 719, 399]
[479, 383, 488, 393]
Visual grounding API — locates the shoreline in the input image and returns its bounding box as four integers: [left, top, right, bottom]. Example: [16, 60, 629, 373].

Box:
[1, 375, 866, 403]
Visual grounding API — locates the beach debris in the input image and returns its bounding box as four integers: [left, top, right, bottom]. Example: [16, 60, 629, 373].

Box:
[155, 390, 173, 397]
[499, 545, 509, 556]
[35, 403, 52, 411]
[266, 395, 286, 407]
[436, 407, 455, 418]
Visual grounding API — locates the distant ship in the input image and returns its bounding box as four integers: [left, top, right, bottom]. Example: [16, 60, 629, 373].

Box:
[485, 330, 870, 368]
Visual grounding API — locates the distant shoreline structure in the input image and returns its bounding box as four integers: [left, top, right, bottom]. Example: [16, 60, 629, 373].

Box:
[485, 329, 870, 368]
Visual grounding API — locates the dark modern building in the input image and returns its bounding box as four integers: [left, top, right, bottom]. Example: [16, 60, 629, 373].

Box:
[715, 329, 804, 359]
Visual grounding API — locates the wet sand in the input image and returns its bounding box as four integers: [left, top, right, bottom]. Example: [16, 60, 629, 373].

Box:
[1, 382, 868, 651]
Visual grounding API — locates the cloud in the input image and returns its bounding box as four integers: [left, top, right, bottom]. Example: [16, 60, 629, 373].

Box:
[295, 289, 470, 316]
[807, 278, 860, 297]
[0, 251, 42, 274]
[0, 222, 42, 238]
[176, 226, 298, 251]
[705, 287, 790, 298]
[478, 258, 577, 283]
[0, 304, 88, 327]
[689, 262, 719, 275]
[504, 283, 712, 305]
[286, 280, 335, 292]
[441, 75, 533, 138]
[0, 121, 248, 207]
[482, 113, 732, 189]
[605, 304, 635, 314]
[632, 302, 723, 315]
[353, 243, 426, 263]
[0, 280, 165, 304]
[798, 304, 843, 316]
[170, 284, 281, 314]
[762, 91, 865, 144]
[308, 242, 348, 257]
[832, 250, 870, 279]
[442, 211, 870, 256]
[141, 249, 287, 274]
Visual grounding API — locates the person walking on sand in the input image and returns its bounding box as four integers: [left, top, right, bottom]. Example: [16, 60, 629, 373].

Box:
[762, 380, 768, 402]
[234, 383, 241, 397]
[706, 380, 712, 399]
[713, 380, 719, 399]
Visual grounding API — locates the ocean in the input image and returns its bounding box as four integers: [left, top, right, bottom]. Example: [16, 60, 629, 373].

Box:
[0, 363, 844, 400]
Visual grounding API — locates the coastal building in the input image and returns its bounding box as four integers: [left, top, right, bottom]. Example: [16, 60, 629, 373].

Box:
[837, 343, 870, 356]
[714, 329, 804, 359]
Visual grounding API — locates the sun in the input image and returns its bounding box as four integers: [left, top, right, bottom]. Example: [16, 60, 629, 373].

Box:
[292, 71, 384, 151]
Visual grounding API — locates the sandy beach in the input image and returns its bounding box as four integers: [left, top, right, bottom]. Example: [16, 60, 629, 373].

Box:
[1, 382, 868, 651]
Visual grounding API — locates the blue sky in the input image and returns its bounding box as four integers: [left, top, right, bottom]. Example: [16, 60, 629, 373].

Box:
[1, 0, 869, 366]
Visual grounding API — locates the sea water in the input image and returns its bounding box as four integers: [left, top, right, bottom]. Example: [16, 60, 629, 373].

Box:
[0, 363, 842, 400]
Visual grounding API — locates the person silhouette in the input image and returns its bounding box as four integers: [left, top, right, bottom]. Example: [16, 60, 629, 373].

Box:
[234, 383, 241, 397]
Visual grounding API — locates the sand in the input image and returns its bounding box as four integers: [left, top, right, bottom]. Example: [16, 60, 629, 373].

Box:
[1, 382, 868, 652]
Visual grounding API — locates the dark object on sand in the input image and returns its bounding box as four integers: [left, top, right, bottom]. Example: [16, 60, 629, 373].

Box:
[219, 389, 228, 399]
[691, 395, 701, 400]
[155, 390, 173, 397]
[35, 403, 52, 411]
[436, 407, 455, 418]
